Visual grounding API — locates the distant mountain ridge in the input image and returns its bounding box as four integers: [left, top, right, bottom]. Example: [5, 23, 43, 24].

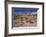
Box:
[12, 8, 39, 16]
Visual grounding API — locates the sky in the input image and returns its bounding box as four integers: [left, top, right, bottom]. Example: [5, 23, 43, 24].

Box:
[12, 7, 39, 16]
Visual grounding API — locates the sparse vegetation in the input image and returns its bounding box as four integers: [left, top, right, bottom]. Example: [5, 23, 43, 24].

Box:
[13, 14, 37, 27]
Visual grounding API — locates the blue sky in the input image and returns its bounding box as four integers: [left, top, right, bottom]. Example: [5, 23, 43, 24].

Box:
[12, 7, 39, 16]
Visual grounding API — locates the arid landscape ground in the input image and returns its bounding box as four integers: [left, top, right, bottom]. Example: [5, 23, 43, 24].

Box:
[12, 14, 37, 27]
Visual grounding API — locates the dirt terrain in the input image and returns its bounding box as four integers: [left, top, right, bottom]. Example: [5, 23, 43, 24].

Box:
[12, 14, 37, 27]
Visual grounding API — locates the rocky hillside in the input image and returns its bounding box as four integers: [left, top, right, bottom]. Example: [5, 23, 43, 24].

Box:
[12, 14, 37, 27]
